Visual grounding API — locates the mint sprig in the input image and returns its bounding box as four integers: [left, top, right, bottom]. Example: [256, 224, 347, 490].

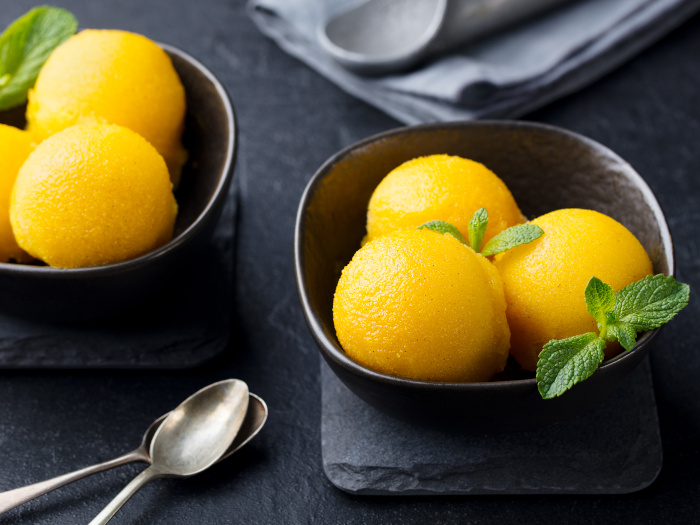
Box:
[536, 274, 690, 399]
[418, 208, 543, 255]
[0, 6, 77, 111]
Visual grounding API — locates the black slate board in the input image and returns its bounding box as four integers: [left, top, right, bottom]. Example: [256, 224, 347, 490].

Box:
[0, 186, 237, 369]
[322, 356, 662, 495]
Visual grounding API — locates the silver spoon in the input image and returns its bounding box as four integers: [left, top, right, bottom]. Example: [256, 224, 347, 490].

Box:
[0, 392, 267, 516]
[88, 378, 250, 524]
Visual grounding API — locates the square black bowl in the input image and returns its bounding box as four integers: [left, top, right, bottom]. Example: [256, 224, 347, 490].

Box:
[295, 120, 673, 430]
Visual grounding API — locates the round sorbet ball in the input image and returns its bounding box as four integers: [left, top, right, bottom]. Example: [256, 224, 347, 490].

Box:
[366, 154, 523, 245]
[11, 123, 178, 268]
[333, 228, 510, 383]
[26, 29, 187, 185]
[493, 208, 653, 371]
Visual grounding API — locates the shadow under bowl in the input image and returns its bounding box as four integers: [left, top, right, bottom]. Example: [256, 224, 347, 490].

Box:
[0, 43, 237, 323]
[295, 120, 673, 431]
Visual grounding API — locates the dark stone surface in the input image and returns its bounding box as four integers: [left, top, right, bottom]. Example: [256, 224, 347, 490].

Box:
[322, 358, 661, 495]
[0, 1, 698, 523]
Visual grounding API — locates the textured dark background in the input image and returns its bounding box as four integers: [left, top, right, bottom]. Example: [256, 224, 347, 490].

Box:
[0, 0, 698, 523]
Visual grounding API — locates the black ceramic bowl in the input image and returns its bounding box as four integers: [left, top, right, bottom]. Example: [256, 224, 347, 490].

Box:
[0, 44, 236, 322]
[295, 121, 673, 430]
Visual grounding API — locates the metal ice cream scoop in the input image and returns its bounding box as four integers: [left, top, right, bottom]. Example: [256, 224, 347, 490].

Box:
[319, 0, 572, 75]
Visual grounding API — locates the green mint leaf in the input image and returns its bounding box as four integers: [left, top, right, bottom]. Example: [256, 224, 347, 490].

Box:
[605, 321, 637, 351]
[536, 333, 606, 399]
[467, 207, 488, 253]
[481, 224, 544, 257]
[614, 274, 690, 332]
[585, 276, 616, 326]
[418, 220, 468, 245]
[0, 6, 77, 110]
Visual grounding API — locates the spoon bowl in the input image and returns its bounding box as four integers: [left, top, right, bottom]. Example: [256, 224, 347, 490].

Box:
[319, 0, 447, 75]
[225, 393, 268, 459]
[89, 379, 250, 525]
[149, 379, 249, 476]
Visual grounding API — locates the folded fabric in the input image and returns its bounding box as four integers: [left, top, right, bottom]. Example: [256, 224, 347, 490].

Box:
[247, 0, 700, 124]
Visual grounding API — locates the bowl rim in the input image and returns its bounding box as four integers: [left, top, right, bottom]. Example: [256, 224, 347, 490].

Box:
[0, 42, 237, 278]
[294, 119, 674, 392]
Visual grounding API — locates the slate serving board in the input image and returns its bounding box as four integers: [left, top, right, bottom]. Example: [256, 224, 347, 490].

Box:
[321, 356, 662, 495]
[0, 186, 236, 369]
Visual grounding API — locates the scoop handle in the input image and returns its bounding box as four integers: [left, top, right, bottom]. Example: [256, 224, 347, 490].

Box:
[0, 449, 147, 515]
[88, 465, 164, 525]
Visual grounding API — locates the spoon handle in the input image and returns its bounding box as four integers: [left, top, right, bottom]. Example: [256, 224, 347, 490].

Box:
[0, 449, 147, 515]
[88, 466, 163, 525]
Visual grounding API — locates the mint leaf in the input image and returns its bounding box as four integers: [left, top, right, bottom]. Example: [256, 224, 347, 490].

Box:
[614, 274, 690, 332]
[481, 224, 543, 257]
[418, 220, 468, 245]
[467, 208, 488, 253]
[585, 276, 616, 325]
[605, 321, 637, 351]
[0, 6, 77, 110]
[536, 333, 606, 399]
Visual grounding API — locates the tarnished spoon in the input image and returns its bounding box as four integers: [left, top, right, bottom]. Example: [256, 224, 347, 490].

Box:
[0, 385, 266, 516]
[89, 379, 250, 524]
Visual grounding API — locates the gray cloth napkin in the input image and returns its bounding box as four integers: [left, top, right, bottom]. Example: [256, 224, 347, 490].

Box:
[247, 0, 700, 124]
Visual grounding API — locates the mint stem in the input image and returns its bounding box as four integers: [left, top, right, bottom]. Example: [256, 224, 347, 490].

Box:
[599, 325, 608, 340]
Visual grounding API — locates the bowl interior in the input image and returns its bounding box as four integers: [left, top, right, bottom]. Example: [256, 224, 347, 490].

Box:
[297, 121, 673, 387]
[167, 45, 235, 241]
